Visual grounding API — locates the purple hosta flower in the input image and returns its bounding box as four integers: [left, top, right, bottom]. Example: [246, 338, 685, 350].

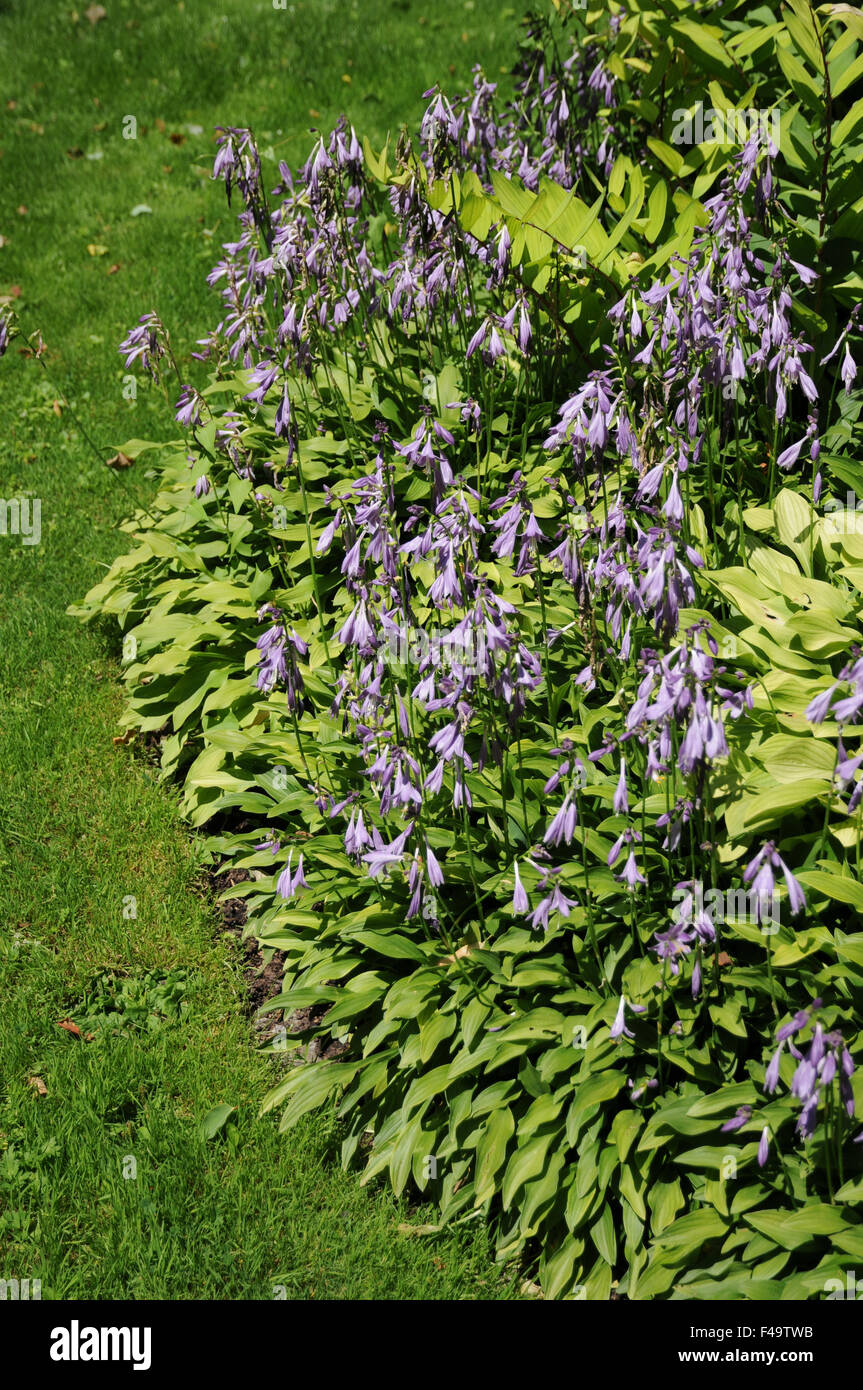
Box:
[776, 437, 804, 471]
[529, 880, 575, 931]
[338, 594, 380, 654]
[498, 296, 532, 355]
[721, 1105, 753, 1134]
[678, 687, 729, 773]
[493, 222, 511, 280]
[652, 917, 693, 975]
[626, 627, 740, 783]
[447, 398, 482, 436]
[512, 860, 529, 914]
[835, 737, 863, 810]
[256, 836, 281, 856]
[809, 654, 863, 727]
[764, 1002, 854, 1140]
[213, 126, 265, 223]
[274, 383, 292, 440]
[421, 87, 461, 170]
[543, 791, 578, 847]
[806, 683, 839, 724]
[425, 844, 444, 888]
[586, 56, 616, 108]
[613, 757, 628, 815]
[673, 881, 717, 944]
[255, 603, 308, 707]
[526, 858, 576, 932]
[757, 1127, 770, 1167]
[175, 385, 205, 429]
[608, 824, 644, 882]
[656, 798, 693, 853]
[605, 822, 639, 867]
[635, 526, 703, 639]
[690, 954, 703, 999]
[256, 605, 288, 692]
[543, 370, 628, 465]
[842, 343, 858, 395]
[743, 841, 806, 918]
[764, 1038, 785, 1095]
[244, 359, 279, 407]
[610, 995, 645, 1040]
[406, 844, 442, 918]
[362, 823, 413, 879]
[194, 474, 210, 498]
[466, 316, 505, 365]
[119, 311, 165, 379]
[344, 806, 370, 859]
[277, 849, 308, 901]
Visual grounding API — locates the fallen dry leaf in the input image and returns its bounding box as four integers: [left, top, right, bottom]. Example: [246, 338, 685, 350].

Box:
[87, 243, 108, 256]
[717, 951, 733, 968]
[169, 132, 185, 145]
[16, 205, 27, 216]
[106, 262, 121, 275]
[106, 451, 132, 469]
[66, 147, 84, 159]
[85, 4, 107, 23]
[52, 400, 62, 417]
[8, 284, 22, 297]
[113, 730, 134, 744]
[436, 940, 483, 966]
[57, 1019, 81, 1037]
[28, 1076, 48, 1096]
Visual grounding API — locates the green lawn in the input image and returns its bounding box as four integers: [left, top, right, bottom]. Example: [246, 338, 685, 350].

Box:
[0, 0, 524, 1299]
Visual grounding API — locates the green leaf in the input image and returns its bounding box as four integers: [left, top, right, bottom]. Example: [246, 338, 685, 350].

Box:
[200, 1104, 237, 1140]
[653, 1209, 728, 1255]
[745, 1204, 849, 1249]
[834, 96, 863, 147]
[569, 1070, 627, 1124]
[725, 779, 828, 837]
[833, 51, 863, 98]
[474, 1106, 515, 1206]
[775, 39, 824, 108]
[591, 1202, 617, 1266]
[502, 1132, 554, 1209]
[797, 871, 863, 912]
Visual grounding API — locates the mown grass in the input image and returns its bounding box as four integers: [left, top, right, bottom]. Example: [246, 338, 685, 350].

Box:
[0, 0, 524, 1298]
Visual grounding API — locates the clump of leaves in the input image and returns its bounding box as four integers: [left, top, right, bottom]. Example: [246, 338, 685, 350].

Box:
[69, 967, 192, 1038]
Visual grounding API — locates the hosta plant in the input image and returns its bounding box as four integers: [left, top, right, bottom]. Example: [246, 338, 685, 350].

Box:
[48, 0, 863, 1297]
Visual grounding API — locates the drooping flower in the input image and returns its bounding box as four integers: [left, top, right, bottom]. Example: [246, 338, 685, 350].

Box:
[757, 1126, 770, 1167]
[276, 850, 308, 900]
[512, 860, 529, 914]
[721, 1105, 752, 1133]
[743, 841, 806, 918]
[610, 994, 645, 1040]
